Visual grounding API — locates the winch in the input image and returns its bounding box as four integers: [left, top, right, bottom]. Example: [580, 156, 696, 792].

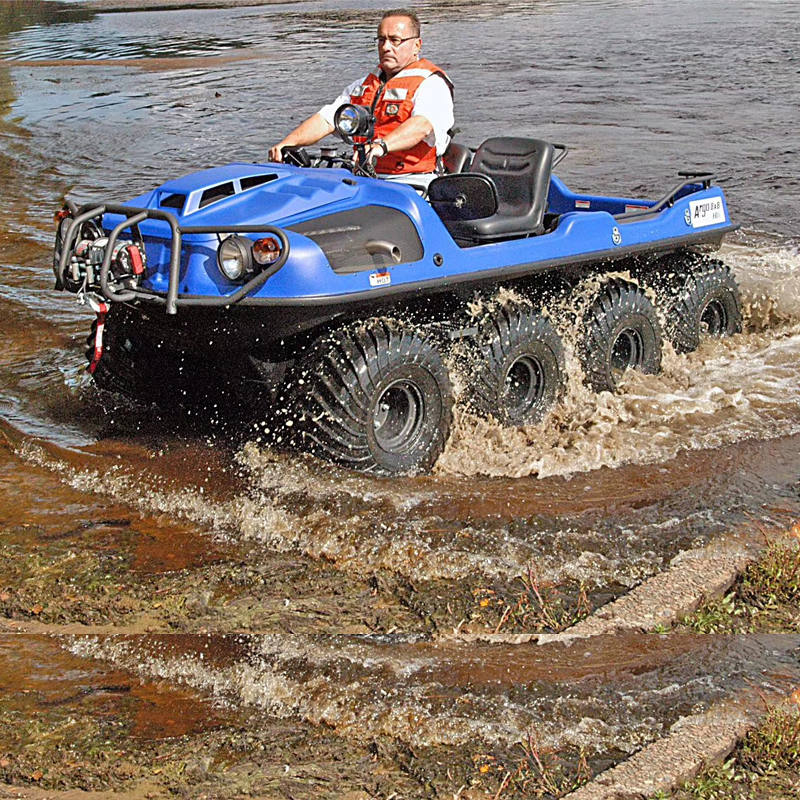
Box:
[67, 236, 146, 291]
[55, 208, 147, 294]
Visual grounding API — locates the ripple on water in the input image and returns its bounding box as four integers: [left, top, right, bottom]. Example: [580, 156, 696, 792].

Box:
[65, 634, 800, 754]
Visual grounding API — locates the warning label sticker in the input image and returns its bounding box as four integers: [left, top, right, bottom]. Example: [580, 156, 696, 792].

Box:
[369, 270, 391, 287]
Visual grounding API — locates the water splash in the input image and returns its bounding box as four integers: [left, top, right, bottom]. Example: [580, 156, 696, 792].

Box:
[436, 246, 800, 478]
[66, 634, 800, 756]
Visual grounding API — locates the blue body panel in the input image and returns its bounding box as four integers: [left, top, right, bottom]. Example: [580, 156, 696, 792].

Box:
[102, 162, 733, 306]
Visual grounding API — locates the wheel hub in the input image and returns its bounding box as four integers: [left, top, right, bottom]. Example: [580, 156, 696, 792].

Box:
[611, 328, 644, 374]
[373, 379, 425, 453]
[505, 355, 545, 416]
[700, 298, 728, 337]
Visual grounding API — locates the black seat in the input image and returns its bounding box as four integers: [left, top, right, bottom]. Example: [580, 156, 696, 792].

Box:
[440, 141, 473, 174]
[437, 137, 554, 243]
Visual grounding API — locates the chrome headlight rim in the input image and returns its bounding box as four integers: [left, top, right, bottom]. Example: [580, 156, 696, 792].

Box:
[217, 235, 253, 281]
[334, 103, 373, 141]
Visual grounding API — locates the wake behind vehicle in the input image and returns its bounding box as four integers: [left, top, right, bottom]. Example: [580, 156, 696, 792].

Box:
[53, 108, 741, 474]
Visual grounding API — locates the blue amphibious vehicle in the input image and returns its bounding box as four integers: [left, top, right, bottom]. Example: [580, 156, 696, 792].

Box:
[54, 128, 741, 474]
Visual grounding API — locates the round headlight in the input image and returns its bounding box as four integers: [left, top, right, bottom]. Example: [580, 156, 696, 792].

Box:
[336, 106, 360, 136]
[217, 235, 253, 281]
[334, 104, 372, 139]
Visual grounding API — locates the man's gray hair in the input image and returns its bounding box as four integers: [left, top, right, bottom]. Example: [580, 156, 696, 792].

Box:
[380, 8, 421, 37]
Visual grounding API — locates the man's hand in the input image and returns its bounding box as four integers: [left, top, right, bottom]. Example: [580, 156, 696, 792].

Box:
[268, 113, 335, 164]
[268, 144, 286, 163]
[364, 142, 384, 165]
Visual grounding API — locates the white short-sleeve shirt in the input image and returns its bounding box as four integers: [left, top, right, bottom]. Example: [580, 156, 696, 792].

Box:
[318, 72, 454, 156]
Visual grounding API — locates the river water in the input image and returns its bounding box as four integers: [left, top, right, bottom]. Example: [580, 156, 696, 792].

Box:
[1, 0, 799, 795]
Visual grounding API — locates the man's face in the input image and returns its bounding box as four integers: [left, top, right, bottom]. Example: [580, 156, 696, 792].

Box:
[376, 15, 421, 77]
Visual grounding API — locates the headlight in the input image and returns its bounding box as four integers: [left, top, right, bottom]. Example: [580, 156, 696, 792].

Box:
[217, 235, 253, 281]
[334, 104, 373, 140]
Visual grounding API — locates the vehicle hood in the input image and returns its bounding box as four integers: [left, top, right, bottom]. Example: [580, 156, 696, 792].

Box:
[129, 163, 360, 229]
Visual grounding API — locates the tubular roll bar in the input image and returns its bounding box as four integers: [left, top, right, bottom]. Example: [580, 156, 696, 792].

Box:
[614, 171, 716, 221]
[58, 204, 291, 315]
[552, 143, 569, 168]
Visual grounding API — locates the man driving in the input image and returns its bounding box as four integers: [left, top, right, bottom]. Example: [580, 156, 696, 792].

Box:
[268, 8, 454, 176]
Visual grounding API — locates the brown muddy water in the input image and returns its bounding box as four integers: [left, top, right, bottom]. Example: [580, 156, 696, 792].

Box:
[1, 0, 800, 796]
[2, 633, 800, 798]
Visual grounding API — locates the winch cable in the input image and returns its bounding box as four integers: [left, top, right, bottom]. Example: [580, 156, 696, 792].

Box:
[86, 296, 110, 375]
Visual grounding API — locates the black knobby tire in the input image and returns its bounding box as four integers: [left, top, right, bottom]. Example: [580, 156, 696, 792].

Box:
[290, 319, 453, 474]
[580, 279, 662, 393]
[661, 258, 742, 353]
[470, 302, 566, 425]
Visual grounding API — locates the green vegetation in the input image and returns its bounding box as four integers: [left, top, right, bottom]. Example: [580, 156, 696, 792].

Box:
[656, 706, 800, 799]
[677, 535, 800, 633]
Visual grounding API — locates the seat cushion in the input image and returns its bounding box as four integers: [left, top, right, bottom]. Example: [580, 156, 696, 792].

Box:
[440, 141, 473, 174]
[444, 137, 554, 242]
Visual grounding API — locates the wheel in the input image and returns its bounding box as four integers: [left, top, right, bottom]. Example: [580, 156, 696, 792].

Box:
[470, 301, 566, 425]
[580, 279, 662, 393]
[290, 319, 453, 474]
[660, 258, 742, 353]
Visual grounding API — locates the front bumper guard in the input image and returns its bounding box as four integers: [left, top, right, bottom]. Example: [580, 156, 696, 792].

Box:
[56, 202, 291, 315]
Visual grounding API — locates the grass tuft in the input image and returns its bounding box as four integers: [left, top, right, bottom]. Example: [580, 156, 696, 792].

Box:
[662, 706, 800, 799]
[739, 706, 800, 774]
[678, 537, 800, 634]
[471, 729, 592, 798]
[472, 562, 592, 634]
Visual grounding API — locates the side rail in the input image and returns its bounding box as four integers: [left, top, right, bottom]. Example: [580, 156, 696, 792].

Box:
[552, 143, 569, 168]
[57, 203, 291, 315]
[613, 171, 715, 221]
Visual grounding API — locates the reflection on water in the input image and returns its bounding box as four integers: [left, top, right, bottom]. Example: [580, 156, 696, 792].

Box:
[0, 0, 93, 40]
[4, 16, 254, 62]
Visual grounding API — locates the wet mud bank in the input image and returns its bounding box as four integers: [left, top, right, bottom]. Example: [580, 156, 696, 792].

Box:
[3, 423, 800, 635]
[1, 634, 799, 799]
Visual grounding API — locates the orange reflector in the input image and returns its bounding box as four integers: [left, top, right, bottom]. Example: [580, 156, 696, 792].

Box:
[253, 236, 281, 265]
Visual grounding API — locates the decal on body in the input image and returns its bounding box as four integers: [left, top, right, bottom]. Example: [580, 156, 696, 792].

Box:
[688, 197, 726, 228]
[369, 270, 391, 287]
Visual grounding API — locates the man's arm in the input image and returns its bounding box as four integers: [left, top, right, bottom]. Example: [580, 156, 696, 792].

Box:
[270, 77, 364, 162]
[409, 73, 454, 154]
[268, 113, 335, 162]
[365, 115, 434, 162]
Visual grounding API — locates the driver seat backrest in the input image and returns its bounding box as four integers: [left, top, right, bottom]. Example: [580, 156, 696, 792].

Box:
[440, 141, 473, 174]
[448, 137, 554, 243]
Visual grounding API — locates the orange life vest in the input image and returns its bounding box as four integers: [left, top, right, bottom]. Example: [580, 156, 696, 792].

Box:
[349, 58, 453, 174]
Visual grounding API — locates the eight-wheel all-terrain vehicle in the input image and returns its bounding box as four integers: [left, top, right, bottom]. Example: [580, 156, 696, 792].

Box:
[53, 108, 741, 474]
